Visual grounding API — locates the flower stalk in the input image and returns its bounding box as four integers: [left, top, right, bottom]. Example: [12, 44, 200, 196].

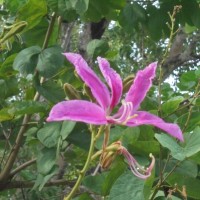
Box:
[64, 125, 104, 200]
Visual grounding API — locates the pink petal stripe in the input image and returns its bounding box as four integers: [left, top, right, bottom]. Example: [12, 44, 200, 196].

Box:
[47, 100, 107, 125]
[63, 53, 111, 110]
[97, 57, 123, 111]
[125, 62, 157, 111]
[127, 111, 183, 141]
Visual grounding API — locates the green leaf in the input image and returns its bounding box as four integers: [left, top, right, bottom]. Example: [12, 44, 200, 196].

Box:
[0, 79, 7, 98]
[0, 54, 17, 76]
[109, 171, 145, 200]
[155, 127, 200, 160]
[179, 71, 197, 90]
[37, 147, 57, 175]
[38, 166, 58, 191]
[101, 159, 126, 196]
[37, 46, 64, 78]
[33, 165, 58, 191]
[13, 46, 41, 75]
[60, 121, 76, 140]
[35, 79, 65, 103]
[72, 0, 89, 15]
[83, 173, 107, 195]
[87, 39, 109, 58]
[129, 141, 160, 156]
[121, 127, 140, 147]
[166, 172, 200, 199]
[11, 101, 47, 115]
[0, 77, 19, 99]
[17, 0, 47, 30]
[46, 0, 77, 21]
[184, 126, 200, 158]
[67, 123, 91, 150]
[119, 2, 146, 30]
[161, 96, 184, 114]
[177, 112, 200, 132]
[167, 159, 198, 178]
[22, 18, 49, 47]
[155, 134, 185, 161]
[37, 122, 61, 148]
[0, 108, 14, 122]
[147, 5, 168, 41]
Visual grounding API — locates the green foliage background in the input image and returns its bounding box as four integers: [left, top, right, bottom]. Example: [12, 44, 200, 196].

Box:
[0, 0, 200, 199]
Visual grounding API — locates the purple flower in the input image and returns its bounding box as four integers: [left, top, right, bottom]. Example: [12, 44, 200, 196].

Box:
[47, 53, 183, 141]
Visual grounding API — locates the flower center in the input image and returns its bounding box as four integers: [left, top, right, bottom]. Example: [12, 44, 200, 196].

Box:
[107, 101, 138, 125]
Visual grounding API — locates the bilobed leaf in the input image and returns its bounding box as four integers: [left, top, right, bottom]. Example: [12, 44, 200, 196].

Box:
[155, 127, 200, 161]
[37, 46, 64, 78]
[13, 46, 41, 75]
[109, 171, 145, 200]
[161, 96, 184, 114]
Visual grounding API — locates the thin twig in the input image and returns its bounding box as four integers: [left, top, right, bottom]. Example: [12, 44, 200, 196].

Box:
[9, 158, 36, 179]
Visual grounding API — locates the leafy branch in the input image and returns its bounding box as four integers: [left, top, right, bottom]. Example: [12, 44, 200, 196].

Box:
[0, 13, 57, 183]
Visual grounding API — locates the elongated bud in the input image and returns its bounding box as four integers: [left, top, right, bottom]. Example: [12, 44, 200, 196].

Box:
[123, 74, 135, 93]
[100, 141, 122, 169]
[63, 83, 81, 100]
[100, 151, 117, 169]
[83, 84, 96, 102]
[0, 21, 27, 43]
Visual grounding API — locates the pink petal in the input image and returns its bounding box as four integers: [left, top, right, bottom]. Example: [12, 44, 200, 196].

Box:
[127, 111, 183, 141]
[63, 53, 111, 110]
[47, 100, 107, 125]
[125, 62, 157, 111]
[97, 57, 123, 111]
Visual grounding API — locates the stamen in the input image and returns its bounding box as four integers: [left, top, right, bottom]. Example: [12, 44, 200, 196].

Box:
[119, 147, 155, 179]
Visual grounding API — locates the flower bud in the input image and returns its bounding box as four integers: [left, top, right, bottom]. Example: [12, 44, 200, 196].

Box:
[100, 151, 117, 169]
[0, 21, 27, 43]
[123, 74, 135, 93]
[63, 83, 81, 100]
[83, 84, 96, 102]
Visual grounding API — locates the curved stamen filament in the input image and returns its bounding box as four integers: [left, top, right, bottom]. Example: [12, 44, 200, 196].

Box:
[119, 147, 155, 179]
[108, 101, 137, 124]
